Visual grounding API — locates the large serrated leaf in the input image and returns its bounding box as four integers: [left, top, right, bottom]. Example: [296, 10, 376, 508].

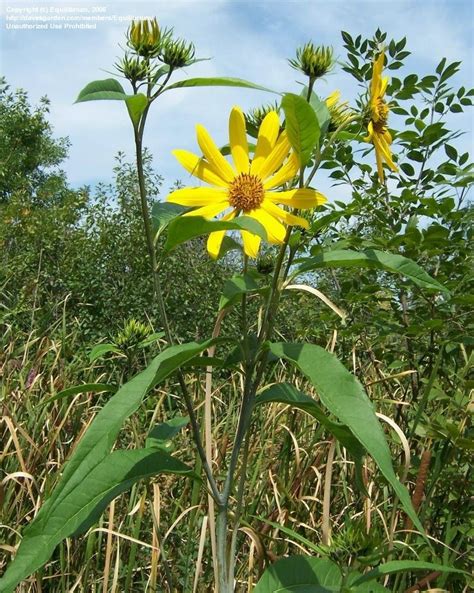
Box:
[0, 340, 217, 592]
[0, 448, 192, 592]
[281, 93, 320, 166]
[75, 78, 128, 102]
[256, 383, 366, 491]
[268, 342, 424, 534]
[163, 76, 275, 94]
[254, 555, 341, 593]
[164, 215, 267, 251]
[294, 249, 448, 293]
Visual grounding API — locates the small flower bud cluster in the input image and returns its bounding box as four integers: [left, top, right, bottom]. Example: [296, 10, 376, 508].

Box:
[289, 42, 334, 80]
[119, 17, 196, 84]
[114, 319, 151, 350]
[161, 38, 195, 69]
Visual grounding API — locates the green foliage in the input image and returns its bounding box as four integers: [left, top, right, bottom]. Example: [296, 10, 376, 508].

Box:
[281, 92, 320, 166]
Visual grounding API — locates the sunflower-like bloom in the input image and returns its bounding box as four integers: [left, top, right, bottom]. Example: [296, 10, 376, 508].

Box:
[365, 52, 398, 182]
[167, 107, 327, 258]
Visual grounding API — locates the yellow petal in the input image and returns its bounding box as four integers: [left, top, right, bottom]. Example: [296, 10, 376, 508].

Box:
[258, 131, 292, 181]
[364, 120, 375, 143]
[264, 153, 300, 189]
[370, 52, 385, 98]
[183, 201, 229, 218]
[374, 133, 397, 171]
[207, 210, 235, 259]
[250, 208, 286, 243]
[251, 111, 280, 174]
[262, 201, 309, 229]
[172, 150, 228, 187]
[266, 188, 327, 209]
[196, 124, 236, 182]
[380, 76, 389, 97]
[167, 187, 228, 206]
[241, 230, 261, 258]
[326, 90, 341, 108]
[229, 106, 250, 173]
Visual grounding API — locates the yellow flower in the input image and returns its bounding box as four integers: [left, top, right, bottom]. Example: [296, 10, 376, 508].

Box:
[365, 52, 398, 182]
[167, 107, 327, 259]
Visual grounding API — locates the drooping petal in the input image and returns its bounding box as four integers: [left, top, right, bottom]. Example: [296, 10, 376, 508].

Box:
[264, 153, 300, 189]
[249, 208, 286, 243]
[241, 230, 261, 258]
[172, 150, 228, 187]
[262, 200, 309, 229]
[266, 188, 327, 209]
[373, 133, 398, 171]
[380, 76, 389, 97]
[364, 120, 374, 143]
[182, 201, 229, 219]
[370, 52, 385, 98]
[258, 131, 292, 181]
[167, 187, 228, 206]
[196, 124, 236, 182]
[251, 111, 280, 175]
[229, 106, 250, 173]
[207, 210, 235, 259]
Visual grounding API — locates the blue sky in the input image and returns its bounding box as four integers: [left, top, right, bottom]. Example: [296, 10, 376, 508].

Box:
[1, 0, 473, 196]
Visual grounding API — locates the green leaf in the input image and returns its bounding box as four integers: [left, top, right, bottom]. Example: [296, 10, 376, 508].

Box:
[151, 201, 188, 237]
[268, 342, 424, 534]
[164, 215, 267, 251]
[163, 76, 275, 94]
[347, 572, 389, 592]
[125, 93, 148, 127]
[294, 249, 449, 294]
[0, 340, 217, 593]
[254, 555, 342, 593]
[137, 331, 165, 348]
[254, 518, 328, 555]
[256, 383, 366, 491]
[0, 448, 192, 593]
[308, 90, 331, 136]
[351, 560, 466, 586]
[146, 416, 189, 450]
[75, 78, 127, 102]
[281, 93, 320, 166]
[219, 272, 266, 310]
[89, 343, 122, 362]
[41, 382, 117, 407]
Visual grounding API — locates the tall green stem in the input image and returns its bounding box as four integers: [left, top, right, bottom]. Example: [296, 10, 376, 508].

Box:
[133, 118, 221, 504]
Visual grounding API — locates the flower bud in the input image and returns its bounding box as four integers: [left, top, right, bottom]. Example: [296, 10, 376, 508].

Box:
[115, 54, 150, 84]
[127, 18, 162, 58]
[325, 90, 353, 131]
[289, 42, 334, 80]
[161, 37, 195, 69]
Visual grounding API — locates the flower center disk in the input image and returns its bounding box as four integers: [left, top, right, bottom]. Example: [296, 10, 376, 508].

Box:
[372, 98, 389, 133]
[228, 173, 265, 213]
